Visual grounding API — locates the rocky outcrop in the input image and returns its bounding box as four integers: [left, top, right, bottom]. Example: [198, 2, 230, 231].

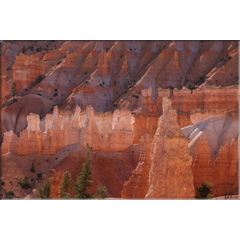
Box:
[132, 114, 159, 144]
[182, 108, 239, 163]
[97, 49, 109, 75]
[12, 53, 45, 93]
[2, 94, 53, 136]
[145, 97, 195, 199]
[1, 105, 135, 155]
[192, 137, 238, 197]
[131, 85, 238, 144]
[121, 134, 152, 198]
[181, 107, 239, 198]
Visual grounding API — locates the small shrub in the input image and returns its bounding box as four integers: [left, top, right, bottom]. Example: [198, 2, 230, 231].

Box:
[96, 185, 109, 199]
[36, 47, 42, 52]
[1, 181, 5, 186]
[196, 182, 213, 199]
[37, 173, 43, 179]
[6, 190, 14, 199]
[36, 174, 53, 199]
[37, 75, 44, 83]
[113, 103, 117, 107]
[187, 83, 195, 90]
[54, 93, 58, 97]
[11, 82, 17, 98]
[125, 74, 130, 85]
[20, 175, 31, 189]
[2, 98, 17, 108]
[200, 73, 205, 80]
[30, 160, 35, 173]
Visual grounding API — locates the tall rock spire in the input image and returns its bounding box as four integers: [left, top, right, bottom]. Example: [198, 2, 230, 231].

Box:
[145, 97, 195, 199]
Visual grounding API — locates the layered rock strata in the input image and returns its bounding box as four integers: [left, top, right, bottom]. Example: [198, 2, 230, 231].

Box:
[12, 53, 45, 92]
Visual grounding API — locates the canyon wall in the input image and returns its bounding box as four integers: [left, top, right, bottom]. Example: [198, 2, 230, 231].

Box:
[1, 41, 238, 143]
[122, 97, 238, 199]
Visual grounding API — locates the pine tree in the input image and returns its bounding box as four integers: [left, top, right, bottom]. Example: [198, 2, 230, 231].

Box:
[74, 143, 95, 199]
[36, 174, 53, 199]
[20, 174, 31, 189]
[59, 171, 72, 199]
[96, 185, 109, 199]
[30, 160, 35, 173]
[11, 82, 17, 98]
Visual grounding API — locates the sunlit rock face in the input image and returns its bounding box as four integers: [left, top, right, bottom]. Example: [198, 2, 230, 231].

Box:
[145, 97, 195, 199]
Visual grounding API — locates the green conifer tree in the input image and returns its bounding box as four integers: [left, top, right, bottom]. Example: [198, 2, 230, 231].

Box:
[59, 171, 72, 199]
[20, 174, 31, 189]
[36, 174, 53, 199]
[11, 82, 17, 98]
[96, 185, 109, 199]
[74, 143, 95, 199]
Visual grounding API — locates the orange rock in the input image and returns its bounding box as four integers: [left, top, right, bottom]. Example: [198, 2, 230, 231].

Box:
[145, 97, 195, 199]
[12, 53, 45, 91]
[192, 137, 238, 197]
[121, 134, 152, 198]
[97, 49, 109, 75]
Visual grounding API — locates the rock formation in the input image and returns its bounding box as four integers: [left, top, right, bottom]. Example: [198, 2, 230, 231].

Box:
[1, 40, 238, 199]
[121, 134, 152, 198]
[1, 105, 135, 155]
[145, 97, 195, 199]
[192, 137, 238, 197]
[12, 53, 45, 93]
[181, 107, 239, 197]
